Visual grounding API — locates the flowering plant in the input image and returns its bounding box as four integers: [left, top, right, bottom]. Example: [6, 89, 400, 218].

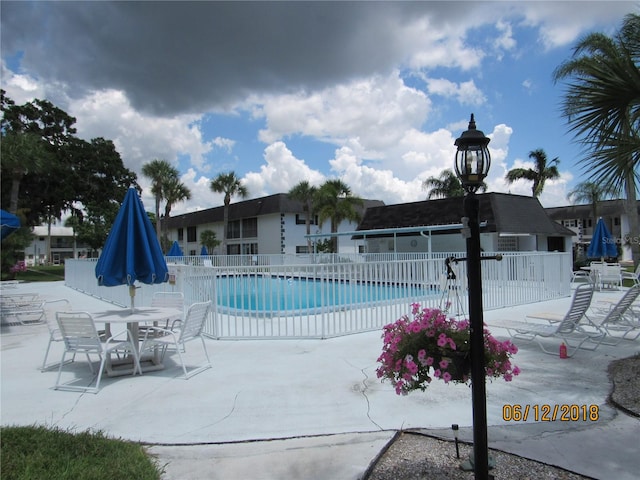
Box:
[376, 303, 520, 395]
[10, 261, 27, 274]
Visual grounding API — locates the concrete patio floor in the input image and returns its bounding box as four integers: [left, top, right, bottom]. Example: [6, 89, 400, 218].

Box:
[1, 280, 638, 479]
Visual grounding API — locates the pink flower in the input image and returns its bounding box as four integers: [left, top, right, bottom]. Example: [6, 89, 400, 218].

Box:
[433, 369, 441, 378]
[439, 359, 449, 369]
[442, 372, 452, 383]
[425, 356, 434, 366]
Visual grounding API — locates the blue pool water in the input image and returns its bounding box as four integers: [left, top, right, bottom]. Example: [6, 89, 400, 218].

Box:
[216, 275, 427, 313]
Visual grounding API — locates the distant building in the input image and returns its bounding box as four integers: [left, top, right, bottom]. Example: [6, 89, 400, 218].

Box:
[545, 199, 640, 262]
[353, 193, 574, 254]
[164, 193, 384, 255]
[24, 225, 90, 266]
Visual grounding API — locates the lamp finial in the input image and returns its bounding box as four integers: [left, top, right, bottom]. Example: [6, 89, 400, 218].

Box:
[468, 113, 476, 130]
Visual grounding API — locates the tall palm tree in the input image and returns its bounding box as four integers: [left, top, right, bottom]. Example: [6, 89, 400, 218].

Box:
[422, 169, 487, 199]
[567, 181, 614, 224]
[288, 180, 317, 254]
[314, 179, 363, 253]
[141, 159, 179, 239]
[210, 172, 248, 254]
[505, 149, 560, 197]
[162, 177, 191, 231]
[553, 13, 640, 263]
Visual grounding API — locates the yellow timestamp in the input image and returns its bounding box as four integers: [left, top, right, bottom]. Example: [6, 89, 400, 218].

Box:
[502, 404, 599, 422]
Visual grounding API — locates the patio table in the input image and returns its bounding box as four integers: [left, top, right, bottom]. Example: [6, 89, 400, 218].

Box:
[92, 307, 182, 377]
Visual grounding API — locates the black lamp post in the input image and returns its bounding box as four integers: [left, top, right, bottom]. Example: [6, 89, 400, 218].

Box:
[454, 114, 492, 480]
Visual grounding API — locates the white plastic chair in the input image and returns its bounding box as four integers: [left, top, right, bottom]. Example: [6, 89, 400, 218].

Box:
[139, 301, 212, 379]
[54, 312, 142, 393]
[41, 299, 73, 371]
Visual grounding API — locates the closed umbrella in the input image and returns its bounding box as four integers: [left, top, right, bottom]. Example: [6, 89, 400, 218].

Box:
[1, 209, 20, 241]
[167, 240, 183, 257]
[95, 188, 169, 311]
[587, 217, 617, 261]
[200, 245, 208, 256]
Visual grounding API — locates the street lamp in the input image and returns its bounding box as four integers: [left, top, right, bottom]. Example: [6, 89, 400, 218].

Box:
[454, 114, 492, 480]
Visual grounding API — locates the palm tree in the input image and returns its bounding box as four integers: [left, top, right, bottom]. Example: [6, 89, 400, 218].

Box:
[567, 181, 614, 223]
[162, 177, 191, 235]
[314, 179, 363, 253]
[141, 159, 179, 239]
[422, 169, 487, 199]
[505, 149, 560, 197]
[200, 229, 221, 255]
[553, 13, 640, 264]
[287, 181, 318, 254]
[210, 172, 248, 254]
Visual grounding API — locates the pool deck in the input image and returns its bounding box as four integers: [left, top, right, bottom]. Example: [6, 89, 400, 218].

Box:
[1, 280, 639, 479]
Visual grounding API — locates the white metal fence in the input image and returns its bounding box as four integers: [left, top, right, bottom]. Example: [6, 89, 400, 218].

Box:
[65, 252, 572, 339]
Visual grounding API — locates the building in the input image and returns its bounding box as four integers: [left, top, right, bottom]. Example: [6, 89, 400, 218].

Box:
[545, 199, 640, 262]
[353, 193, 574, 254]
[24, 225, 90, 266]
[164, 193, 384, 255]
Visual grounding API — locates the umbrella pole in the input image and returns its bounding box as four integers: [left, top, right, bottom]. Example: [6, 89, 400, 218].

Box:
[129, 285, 136, 313]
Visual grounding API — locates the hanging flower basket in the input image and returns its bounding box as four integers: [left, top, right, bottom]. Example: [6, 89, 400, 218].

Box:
[376, 304, 520, 395]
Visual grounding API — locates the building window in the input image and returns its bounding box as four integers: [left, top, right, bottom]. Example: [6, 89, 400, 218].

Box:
[178, 228, 184, 241]
[227, 244, 241, 255]
[242, 218, 258, 238]
[187, 226, 197, 242]
[497, 236, 518, 252]
[296, 214, 318, 225]
[296, 245, 309, 254]
[227, 220, 241, 239]
[614, 217, 620, 226]
[242, 243, 258, 255]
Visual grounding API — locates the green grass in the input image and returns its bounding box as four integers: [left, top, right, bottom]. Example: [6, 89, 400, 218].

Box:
[12, 265, 65, 282]
[1, 425, 163, 480]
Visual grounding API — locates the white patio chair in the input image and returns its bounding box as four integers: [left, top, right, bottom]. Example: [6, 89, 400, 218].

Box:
[139, 301, 212, 379]
[589, 284, 640, 344]
[488, 285, 605, 357]
[599, 263, 623, 289]
[148, 291, 185, 329]
[54, 311, 142, 394]
[41, 299, 73, 371]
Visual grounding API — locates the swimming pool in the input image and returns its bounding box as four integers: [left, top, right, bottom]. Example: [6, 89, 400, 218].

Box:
[215, 275, 428, 315]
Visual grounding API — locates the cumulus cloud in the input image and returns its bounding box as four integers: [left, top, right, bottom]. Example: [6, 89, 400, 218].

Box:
[243, 142, 326, 198]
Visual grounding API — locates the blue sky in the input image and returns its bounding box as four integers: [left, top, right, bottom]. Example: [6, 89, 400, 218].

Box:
[1, 1, 637, 216]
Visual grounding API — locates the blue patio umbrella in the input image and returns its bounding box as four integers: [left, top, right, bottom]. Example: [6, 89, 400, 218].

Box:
[95, 188, 169, 310]
[587, 217, 618, 260]
[200, 245, 208, 256]
[1, 209, 20, 241]
[167, 240, 183, 257]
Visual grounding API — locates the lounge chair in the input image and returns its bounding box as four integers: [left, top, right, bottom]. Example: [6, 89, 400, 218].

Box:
[139, 301, 212, 379]
[54, 312, 142, 393]
[487, 284, 605, 357]
[589, 284, 640, 344]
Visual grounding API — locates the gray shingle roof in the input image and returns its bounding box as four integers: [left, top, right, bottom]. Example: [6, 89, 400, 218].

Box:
[356, 192, 572, 236]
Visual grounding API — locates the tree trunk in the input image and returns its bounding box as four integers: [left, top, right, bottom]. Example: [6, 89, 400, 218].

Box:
[623, 173, 639, 265]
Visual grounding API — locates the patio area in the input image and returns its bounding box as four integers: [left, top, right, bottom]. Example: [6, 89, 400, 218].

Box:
[1, 280, 638, 479]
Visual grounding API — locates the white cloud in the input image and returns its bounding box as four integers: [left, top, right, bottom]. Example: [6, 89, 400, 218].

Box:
[255, 73, 431, 156]
[243, 142, 326, 198]
[67, 90, 213, 174]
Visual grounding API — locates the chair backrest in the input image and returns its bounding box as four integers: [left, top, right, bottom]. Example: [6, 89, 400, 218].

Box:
[151, 291, 184, 311]
[56, 312, 102, 352]
[43, 299, 71, 339]
[601, 263, 622, 279]
[557, 284, 594, 334]
[178, 301, 212, 343]
[601, 284, 640, 325]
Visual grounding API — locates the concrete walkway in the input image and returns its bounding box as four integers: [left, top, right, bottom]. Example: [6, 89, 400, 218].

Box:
[1, 281, 638, 479]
